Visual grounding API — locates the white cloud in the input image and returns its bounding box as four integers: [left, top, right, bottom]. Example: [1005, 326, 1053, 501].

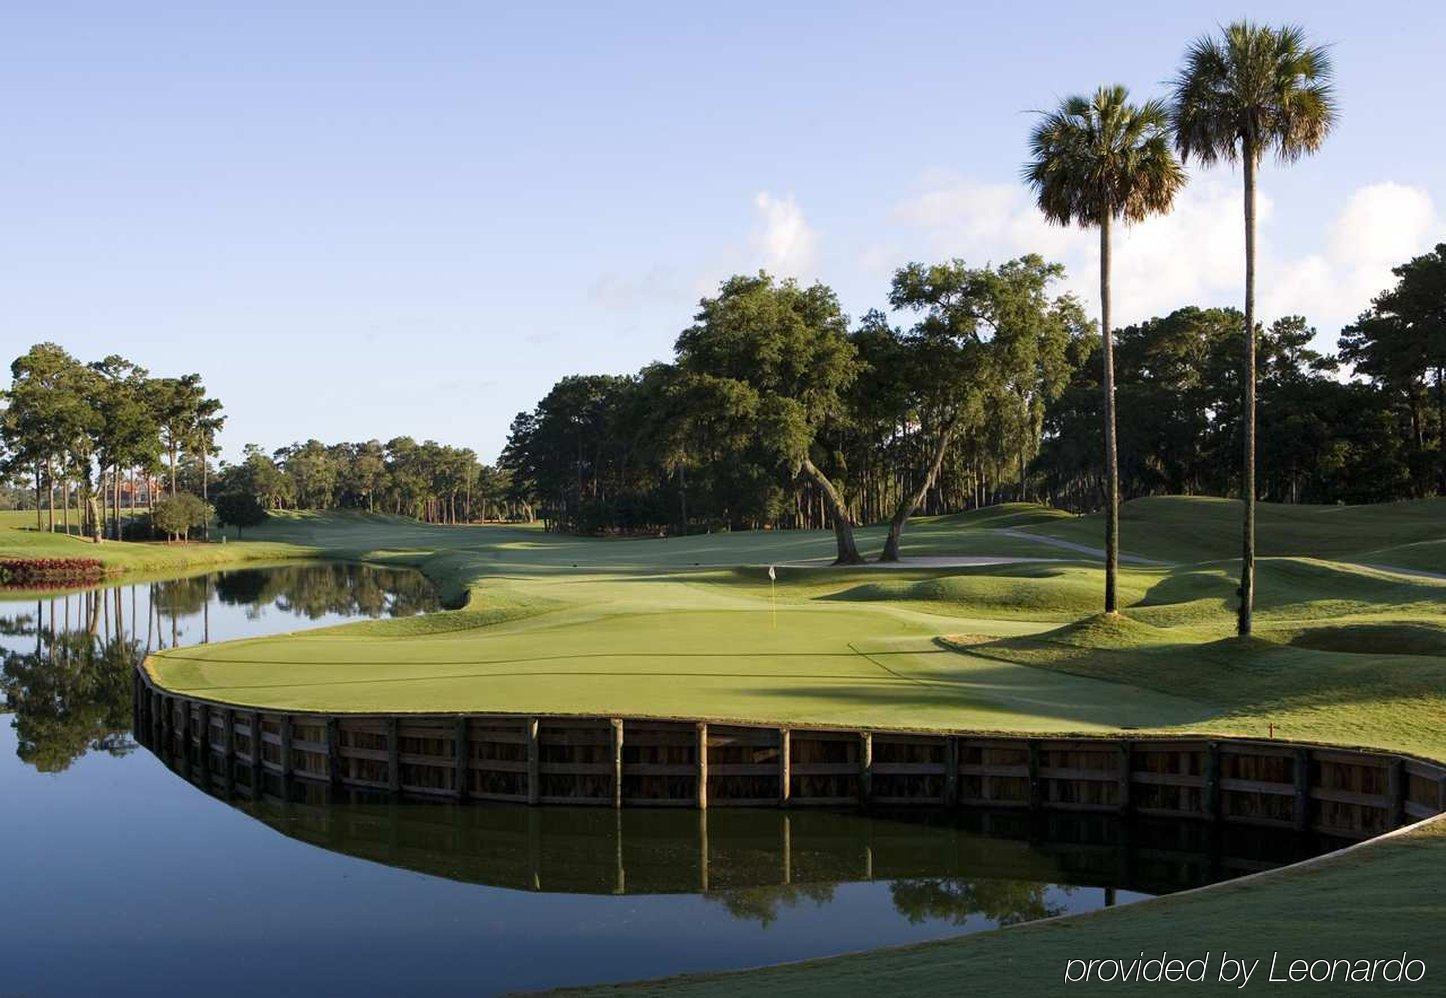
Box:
[891, 174, 1255, 325]
[751, 191, 818, 279]
[1266, 182, 1438, 325]
[889, 173, 1440, 335]
[588, 266, 687, 312]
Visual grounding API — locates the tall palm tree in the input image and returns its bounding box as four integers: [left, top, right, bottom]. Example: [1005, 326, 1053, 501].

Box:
[1024, 85, 1184, 614]
[1171, 23, 1336, 636]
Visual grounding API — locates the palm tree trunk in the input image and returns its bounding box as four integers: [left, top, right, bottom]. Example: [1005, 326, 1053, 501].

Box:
[799, 456, 864, 565]
[1101, 214, 1120, 614]
[1239, 150, 1258, 637]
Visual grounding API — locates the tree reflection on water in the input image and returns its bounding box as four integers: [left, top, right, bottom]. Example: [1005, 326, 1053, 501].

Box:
[889, 877, 1063, 926]
[0, 563, 438, 770]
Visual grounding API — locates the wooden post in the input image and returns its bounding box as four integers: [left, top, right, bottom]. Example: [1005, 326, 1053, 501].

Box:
[696, 722, 709, 810]
[327, 716, 343, 788]
[944, 736, 958, 806]
[614, 809, 625, 894]
[1027, 740, 1042, 810]
[611, 718, 624, 808]
[222, 710, 235, 762]
[1204, 742, 1221, 819]
[781, 812, 791, 883]
[222, 709, 236, 795]
[387, 717, 401, 796]
[779, 728, 791, 805]
[858, 732, 872, 804]
[1293, 746, 1311, 832]
[526, 717, 540, 805]
[250, 711, 263, 794]
[1117, 740, 1132, 814]
[1386, 759, 1406, 829]
[180, 701, 193, 779]
[279, 714, 293, 778]
[698, 809, 709, 892]
[196, 703, 210, 787]
[454, 717, 469, 801]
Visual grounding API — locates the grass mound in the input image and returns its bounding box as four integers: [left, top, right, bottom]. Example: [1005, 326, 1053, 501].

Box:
[1286, 622, 1446, 657]
[827, 564, 1147, 618]
[918, 502, 1076, 530]
[1023, 495, 1446, 566]
[1132, 557, 1445, 628]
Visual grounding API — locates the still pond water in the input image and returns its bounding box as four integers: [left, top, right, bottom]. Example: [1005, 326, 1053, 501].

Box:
[1, 563, 1338, 995]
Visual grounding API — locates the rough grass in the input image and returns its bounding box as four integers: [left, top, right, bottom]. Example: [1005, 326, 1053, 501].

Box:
[0, 509, 312, 576]
[1023, 495, 1446, 569]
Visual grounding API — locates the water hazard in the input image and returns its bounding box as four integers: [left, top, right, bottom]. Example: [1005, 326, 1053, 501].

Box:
[1, 563, 1344, 994]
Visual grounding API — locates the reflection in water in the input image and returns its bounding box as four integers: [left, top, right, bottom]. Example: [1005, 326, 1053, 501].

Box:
[151, 763, 1344, 931]
[890, 877, 1058, 927]
[0, 563, 438, 771]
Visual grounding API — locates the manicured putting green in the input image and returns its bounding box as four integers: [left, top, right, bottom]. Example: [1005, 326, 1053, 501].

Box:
[149, 594, 1207, 729]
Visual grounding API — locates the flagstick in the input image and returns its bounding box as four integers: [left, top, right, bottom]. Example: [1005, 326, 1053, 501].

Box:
[769, 564, 777, 630]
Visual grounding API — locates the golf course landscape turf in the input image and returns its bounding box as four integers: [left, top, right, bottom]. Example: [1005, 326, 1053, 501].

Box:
[4, 496, 1444, 993]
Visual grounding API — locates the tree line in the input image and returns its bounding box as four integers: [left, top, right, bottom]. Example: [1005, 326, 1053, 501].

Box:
[0, 345, 526, 537]
[216, 439, 521, 524]
[1, 343, 223, 540]
[500, 250, 1439, 549]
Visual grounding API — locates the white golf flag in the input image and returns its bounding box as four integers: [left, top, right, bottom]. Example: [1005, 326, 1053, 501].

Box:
[767, 565, 776, 581]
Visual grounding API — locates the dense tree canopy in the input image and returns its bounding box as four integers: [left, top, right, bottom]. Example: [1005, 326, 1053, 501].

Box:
[218, 438, 517, 524]
[0, 344, 221, 540]
[502, 249, 1442, 543]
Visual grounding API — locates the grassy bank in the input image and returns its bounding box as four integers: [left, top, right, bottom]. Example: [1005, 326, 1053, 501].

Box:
[0, 509, 315, 576]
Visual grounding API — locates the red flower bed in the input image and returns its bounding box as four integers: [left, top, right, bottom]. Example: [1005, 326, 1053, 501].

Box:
[0, 557, 106, 587]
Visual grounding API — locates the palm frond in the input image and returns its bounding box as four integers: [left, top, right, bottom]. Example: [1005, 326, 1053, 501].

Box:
[1023, 85, 1185, 229]
[1171, 21, 1337, 164]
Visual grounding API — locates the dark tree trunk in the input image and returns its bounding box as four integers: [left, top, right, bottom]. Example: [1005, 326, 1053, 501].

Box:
[1238, 149, 1258, 637]
[1101, 214, 1120, 614]
[1437, 366, 1445, 495]
[799, 457, 864, 565]
[879, 414, 960, 562]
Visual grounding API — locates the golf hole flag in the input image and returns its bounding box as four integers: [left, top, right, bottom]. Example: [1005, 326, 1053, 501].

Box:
[768, 565, 776, 580]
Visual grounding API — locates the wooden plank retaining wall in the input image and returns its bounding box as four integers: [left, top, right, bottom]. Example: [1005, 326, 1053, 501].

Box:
[133, 667, 1446, 841]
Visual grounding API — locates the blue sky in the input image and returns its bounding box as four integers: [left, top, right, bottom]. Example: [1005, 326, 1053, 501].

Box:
[3, 2, 1442, 462]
